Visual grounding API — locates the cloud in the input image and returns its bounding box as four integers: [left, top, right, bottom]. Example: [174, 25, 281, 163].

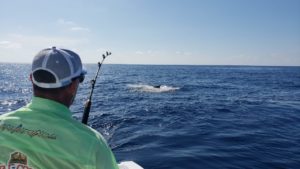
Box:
[0, 40, 22, 49]
[96, 48, 106, 53]
[134, 50, 165, 57]
[1, 33, 89, 52]
[57, 18, 75, 26]
[135, 51, 144, 55]
[57, 18, 90, 32]
[175, 51, 192, 56]
[0, 33, 92, 63]
[20, 34, 87, 46]
[96, 48, 112, 54]
[70, 27, 90, 32]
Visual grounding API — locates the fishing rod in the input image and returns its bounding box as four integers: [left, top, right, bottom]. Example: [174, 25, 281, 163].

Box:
[82, 51, 111, 125]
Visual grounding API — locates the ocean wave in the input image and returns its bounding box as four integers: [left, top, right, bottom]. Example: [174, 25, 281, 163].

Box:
[0, 99, 28, 113]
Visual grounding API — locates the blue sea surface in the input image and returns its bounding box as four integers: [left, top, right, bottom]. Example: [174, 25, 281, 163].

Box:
[0, 63, 300, 169]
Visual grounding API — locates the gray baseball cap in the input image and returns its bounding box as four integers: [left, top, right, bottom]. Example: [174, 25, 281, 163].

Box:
[31, 46, 87, 88]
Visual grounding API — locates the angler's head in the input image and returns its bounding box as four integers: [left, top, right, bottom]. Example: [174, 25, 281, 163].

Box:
[30, 46, 87, 107]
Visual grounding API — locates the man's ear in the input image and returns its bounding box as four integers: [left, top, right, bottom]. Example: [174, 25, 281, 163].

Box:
[69, 80, 79, 93]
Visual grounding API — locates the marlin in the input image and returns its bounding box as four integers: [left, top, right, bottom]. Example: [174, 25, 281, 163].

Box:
[153, 85, 161, 88]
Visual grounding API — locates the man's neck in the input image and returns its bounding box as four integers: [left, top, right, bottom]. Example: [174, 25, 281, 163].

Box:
[34, 93, 71, 108]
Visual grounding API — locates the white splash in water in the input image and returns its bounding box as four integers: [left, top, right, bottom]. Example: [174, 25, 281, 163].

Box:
[127, 84, 180, 93]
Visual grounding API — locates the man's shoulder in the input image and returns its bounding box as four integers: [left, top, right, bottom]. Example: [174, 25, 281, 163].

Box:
[69, 119, 107, 143]
[87, 126, 107, 142]
[0, 106, 30, 119]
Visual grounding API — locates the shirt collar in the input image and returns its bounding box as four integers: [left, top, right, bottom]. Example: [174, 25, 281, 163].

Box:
[28, 96, 72, 119]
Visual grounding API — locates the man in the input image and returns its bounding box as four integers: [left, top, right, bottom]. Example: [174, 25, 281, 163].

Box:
[0, 47, 119, 169]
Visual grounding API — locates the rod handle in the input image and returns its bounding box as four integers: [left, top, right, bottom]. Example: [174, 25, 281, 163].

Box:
[82, 99, 92, 124]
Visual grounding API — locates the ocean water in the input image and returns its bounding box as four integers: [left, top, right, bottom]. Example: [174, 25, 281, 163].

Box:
[0, 63, 300, 169]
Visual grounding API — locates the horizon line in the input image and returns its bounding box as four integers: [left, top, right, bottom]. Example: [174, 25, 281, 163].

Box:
[0, 61, 299, 67]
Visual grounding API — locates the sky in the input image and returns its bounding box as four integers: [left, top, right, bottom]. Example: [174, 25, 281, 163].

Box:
[0, 0, 299, 66]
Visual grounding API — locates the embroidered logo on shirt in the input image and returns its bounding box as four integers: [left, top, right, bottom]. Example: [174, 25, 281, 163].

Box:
[0, 122, 56, 140]
[0, 151, 33, 169]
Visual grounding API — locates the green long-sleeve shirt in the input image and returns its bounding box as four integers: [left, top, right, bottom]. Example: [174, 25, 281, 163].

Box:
[0, 97, 119, 169]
